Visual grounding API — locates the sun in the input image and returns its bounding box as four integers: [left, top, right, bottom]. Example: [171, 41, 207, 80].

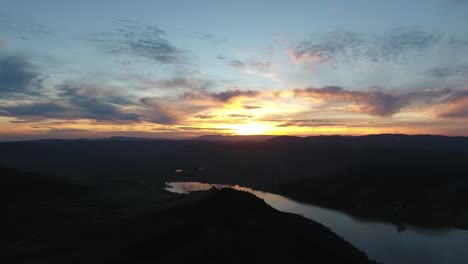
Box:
[233, 123, 271, 135]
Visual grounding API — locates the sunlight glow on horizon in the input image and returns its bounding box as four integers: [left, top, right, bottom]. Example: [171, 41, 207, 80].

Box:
[233, 123, 272, 135]
[1, 1, 468, 140]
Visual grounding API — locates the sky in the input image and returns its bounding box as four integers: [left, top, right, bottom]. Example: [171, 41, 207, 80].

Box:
[1, 0, 468, 140]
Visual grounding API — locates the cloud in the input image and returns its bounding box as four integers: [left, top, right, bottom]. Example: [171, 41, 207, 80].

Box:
[86, 23, 186, 64]
[183, 89, 260, 102]
[0, 54, 43, 95]
[1, 84, 141, 123]
[243, 105, 262, 110]
[209, 89, 260, 102]
[194, 114, 218, 119]
[295, 86, 455, 117]
[139, 97, 178, 124]
[68, 96, 140, 122]
[227, 114, 253, 118]
[292, 27, 442, 64]
[438, 98, 468, 118]
[382, 27, 441, 58]
[277, 119, 346, 127]
[426, 65, 468, 77]
[1, 102, 66, 116]
[293, 30, 363, 63]
[228, 60, 245, 68]
[228, 59, 271, 71]
[295, 86, 408, 116]
[156, 77, 212, 90]
[227, 58, 279, 82]
[191, 33, 227, 44]
[249, 61, 271, 71]
[437, 89, 468, 118]
[59, 84, 134, 106]
[1, 99, 140, 123]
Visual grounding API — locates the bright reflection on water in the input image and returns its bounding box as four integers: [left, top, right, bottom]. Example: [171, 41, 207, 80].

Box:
[165, 182, 468, 264]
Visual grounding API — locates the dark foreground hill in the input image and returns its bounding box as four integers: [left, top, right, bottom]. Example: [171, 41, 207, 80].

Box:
[1, 167, 376, 264]
[116, 188, 377, 264]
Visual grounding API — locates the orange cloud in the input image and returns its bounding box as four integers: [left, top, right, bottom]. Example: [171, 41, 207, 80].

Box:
[438, 97, 468, 119]
[289, 49, 322, 63]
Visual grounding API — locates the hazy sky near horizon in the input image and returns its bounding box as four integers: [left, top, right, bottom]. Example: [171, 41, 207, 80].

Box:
[1, 0, 468, 140]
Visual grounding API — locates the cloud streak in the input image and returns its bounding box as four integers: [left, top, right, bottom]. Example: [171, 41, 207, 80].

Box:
[292, 27, 442, 64]
[295, 86, 457, 117]
[86, 23, 186, 64]
[295, 86, 409, 116]
[183, 89, 260, 103]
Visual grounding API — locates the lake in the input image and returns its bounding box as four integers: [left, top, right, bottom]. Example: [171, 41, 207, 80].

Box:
[165, 181, 468, 264]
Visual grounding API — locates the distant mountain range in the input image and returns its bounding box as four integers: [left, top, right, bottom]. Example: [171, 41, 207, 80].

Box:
[266, 134, 468, 152]
[6, 134, 468, 152]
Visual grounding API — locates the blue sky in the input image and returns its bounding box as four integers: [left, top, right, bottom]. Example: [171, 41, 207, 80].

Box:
[1, 0, 468, 139]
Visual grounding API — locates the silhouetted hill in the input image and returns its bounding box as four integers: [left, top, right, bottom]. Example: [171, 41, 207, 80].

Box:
[7, 136, 170, 143]
[267, 134, 468, 152]
[94, 136, 170, 142]
[0, 166, 90, 249]
[5, 187, 376, 263]
[0, 139, 195, 180]
[116, 188, 377, 264]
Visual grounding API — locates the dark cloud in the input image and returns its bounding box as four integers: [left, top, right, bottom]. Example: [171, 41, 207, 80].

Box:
[1, 98, 139, 123]
[59, 85, 134, 106]
[381, 27, 441, 60]
[292, 27, 442, 63]
[59, 85, 140, 122]
[426, 65, 468, 77]
[183, 89, 260, 102]
[157, 77, 212, 90]
[243, 105, 262, 110]
[437, 89, 468, 118]
[295, 86, 455, 117]
[139, 97, 180, 124]
[68, 96, 139, 121]
[227, 114, 253, 118]
[277, 119, 346, 127]
[210, 89, 259, 102]
[0, 54, 42, 94]
[2, 81, 213, 124]
[227, 59, 271, 71]
[1, 102, 66, 116]
[448, 35, 468, 46]
[445, 88, 468, 101]
[294, 30, 364, 62]
[296, 86, 407, 116]
[228, 60, 245, 68]
[194, 114, 218, 119]
[86, 23, 185, 64]
[439, 100, 468, 118]
[1, 84, 141, 123]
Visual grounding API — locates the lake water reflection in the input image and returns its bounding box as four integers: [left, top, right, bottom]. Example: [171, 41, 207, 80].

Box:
[165, 181, 468, 264]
